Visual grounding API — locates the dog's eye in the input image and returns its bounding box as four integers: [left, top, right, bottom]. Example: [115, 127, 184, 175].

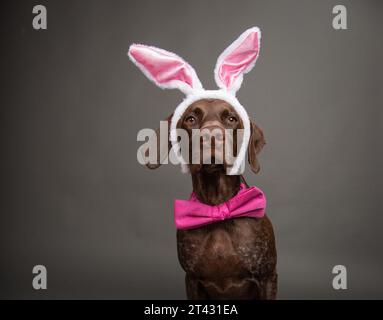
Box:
[185, 116, 196, 124]
[228, 116, 237, 123]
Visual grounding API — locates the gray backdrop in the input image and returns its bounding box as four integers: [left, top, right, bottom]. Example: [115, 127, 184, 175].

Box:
[1, 0, 382, 299]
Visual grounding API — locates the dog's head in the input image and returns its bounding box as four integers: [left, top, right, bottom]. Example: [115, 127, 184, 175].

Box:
[146, 101, 265, 175]
[130, 27, 264, 175]
[179, 99, 265, 174]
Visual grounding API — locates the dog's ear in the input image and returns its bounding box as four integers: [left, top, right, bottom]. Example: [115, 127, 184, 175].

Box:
[247, 120, 266, 174]
[144, 114, 173, 170]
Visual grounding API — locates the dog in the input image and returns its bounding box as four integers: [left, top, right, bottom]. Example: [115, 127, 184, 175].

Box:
[129, 27, 277, 299]
[147, 98, 277, 299]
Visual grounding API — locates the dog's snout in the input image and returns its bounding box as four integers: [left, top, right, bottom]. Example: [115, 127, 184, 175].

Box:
[200, 126, 224, 142]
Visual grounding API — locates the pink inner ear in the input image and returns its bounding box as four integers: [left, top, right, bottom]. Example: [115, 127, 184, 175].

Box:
[219, 31, 260, 89]
[130, 45, 194, 88]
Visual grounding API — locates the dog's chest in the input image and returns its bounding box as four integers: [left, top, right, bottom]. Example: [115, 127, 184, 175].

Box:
[177, 217, 274, 279]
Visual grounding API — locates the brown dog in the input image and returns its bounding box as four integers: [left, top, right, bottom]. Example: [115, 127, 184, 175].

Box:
[147, 99, 277, 300]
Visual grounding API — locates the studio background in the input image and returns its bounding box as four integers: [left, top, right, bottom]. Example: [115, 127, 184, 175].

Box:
[1, 0, 382, 299]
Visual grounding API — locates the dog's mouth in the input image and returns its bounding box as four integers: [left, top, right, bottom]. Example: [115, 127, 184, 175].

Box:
[189, 162, 226, 175]
[204, 163, 225, 172]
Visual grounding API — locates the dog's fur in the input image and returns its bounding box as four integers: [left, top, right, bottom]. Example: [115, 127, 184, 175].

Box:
[148, 99, 277, 299]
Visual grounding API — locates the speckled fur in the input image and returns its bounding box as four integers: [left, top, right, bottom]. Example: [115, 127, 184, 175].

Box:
[177, 202, 277, 299]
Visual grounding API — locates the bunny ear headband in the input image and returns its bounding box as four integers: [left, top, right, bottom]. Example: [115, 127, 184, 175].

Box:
[128, 27, 261, 175]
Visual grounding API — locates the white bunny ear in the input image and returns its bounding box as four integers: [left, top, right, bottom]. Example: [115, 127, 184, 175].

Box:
[214, 27, 261, 94]
[128, 44, 203, 95]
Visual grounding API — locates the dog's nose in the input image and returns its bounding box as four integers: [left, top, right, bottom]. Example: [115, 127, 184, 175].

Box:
[200, 126, 224, 142]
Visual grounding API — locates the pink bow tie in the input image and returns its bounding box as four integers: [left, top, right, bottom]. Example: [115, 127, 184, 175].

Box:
[174, 184, 266, 230]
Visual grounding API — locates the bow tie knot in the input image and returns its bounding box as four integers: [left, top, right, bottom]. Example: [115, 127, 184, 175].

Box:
[215, 203, 231, 221]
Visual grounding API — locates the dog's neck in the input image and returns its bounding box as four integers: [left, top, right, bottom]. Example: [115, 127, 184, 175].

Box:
[191, 166, 241, 206]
